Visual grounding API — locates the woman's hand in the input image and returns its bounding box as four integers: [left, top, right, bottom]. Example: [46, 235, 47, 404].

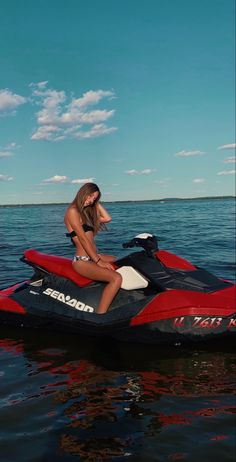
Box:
[98, 254, 116, 263]
[97, 259, 115, 270]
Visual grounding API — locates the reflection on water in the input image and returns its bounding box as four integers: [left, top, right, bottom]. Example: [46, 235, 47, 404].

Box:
[0, 330, 235, 462]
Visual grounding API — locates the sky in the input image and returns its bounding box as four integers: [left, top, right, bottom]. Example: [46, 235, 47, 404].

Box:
[0, 0, 235, 205]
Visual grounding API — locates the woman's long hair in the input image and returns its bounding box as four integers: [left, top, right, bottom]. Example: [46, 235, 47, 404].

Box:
[72, 183, 102, 234]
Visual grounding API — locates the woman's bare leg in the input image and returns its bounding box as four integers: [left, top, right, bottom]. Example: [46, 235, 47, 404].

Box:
[72, 262, 122, 314]
[96, 276, 122, 313]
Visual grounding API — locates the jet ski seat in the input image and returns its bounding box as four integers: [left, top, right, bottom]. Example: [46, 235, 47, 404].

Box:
[23, 250, 149, 291]
[116, 266, 148, 290]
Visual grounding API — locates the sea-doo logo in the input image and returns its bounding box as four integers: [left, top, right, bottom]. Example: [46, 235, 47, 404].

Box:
[43, 288, 94, 312]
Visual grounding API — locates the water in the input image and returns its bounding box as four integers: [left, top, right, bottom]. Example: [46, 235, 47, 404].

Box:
[0, 198, 235, 461]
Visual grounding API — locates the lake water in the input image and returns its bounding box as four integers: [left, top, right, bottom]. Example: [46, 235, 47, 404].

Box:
[0, 198, 235, 461]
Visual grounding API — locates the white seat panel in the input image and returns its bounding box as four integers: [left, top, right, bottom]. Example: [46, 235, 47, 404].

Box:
[116, 266, 148, 290]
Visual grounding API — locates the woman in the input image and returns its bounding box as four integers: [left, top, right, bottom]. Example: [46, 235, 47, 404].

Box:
[64, 183, 122, 314]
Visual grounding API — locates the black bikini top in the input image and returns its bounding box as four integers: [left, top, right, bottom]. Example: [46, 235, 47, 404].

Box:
[66, 224, 94, 245]
[82, 224, 94, 233]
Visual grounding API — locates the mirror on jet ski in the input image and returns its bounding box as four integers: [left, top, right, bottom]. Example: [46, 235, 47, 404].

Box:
[122, 233, 158, 257]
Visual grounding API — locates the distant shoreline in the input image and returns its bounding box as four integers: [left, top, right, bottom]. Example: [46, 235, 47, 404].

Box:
[0, 196, 235, 207]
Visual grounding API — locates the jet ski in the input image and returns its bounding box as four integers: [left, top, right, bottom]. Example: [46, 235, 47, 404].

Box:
[0, 234, 235, 345]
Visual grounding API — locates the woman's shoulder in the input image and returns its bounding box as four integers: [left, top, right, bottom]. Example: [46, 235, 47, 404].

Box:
[66, 204, 78, 213]
[65, 205, 81, 220]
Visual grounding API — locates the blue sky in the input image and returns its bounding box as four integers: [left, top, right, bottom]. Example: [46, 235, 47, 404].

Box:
[0, 0, 235, 204]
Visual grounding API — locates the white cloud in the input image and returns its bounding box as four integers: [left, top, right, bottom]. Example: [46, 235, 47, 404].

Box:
[71, 177, 95, 184]
[79, 109, 115, 124]
[41, 175, 96, 185]
[72, 90, 115, 108]
[193, 178, 205, 183]
[29, 80, 48, 89]
[0, 141, 20, 158]
[224, 157, 236, 164]
[30, 82, 117, 142]
[74, 124, 117, 139]
[31, 125, 64, 141]
[42, 175, 69, 184]
[140, 169, 155, 174]
[175, 150, 205, 157]
[0, 151, 12, 158]
[217, 170, 236, 176]
[64, 125, 82, 135]
[155, 177, 171, 184]
[5, 142, 20, 150]
[125, 170, 139, 175]
[125, 169, 155, 175]
[0, 174, 13, 181]
[218, 143, 236, 150]
[0, 89, 26, 112]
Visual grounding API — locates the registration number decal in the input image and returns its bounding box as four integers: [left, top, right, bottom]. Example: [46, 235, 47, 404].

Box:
[173, 316, 236, 329]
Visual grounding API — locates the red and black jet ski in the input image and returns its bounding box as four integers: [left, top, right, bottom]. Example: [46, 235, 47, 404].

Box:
[0, 234, 235, 345]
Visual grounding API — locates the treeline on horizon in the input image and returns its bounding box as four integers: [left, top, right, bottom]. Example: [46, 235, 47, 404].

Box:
[0, 195, 235, 207]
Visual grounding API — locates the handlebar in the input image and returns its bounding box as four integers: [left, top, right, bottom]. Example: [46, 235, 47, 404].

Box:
[122, 238, 139, 249]
[122, 235, 159, 255]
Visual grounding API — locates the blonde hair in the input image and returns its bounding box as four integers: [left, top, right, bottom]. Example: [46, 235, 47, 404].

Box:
[72, 183, 102, 234]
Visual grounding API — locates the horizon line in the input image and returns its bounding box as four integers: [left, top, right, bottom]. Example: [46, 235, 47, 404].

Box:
[0, 195, 235, 207]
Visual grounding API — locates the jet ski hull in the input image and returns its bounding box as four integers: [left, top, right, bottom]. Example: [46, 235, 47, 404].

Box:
[0, 271, 235, 345]
[0, 234, 235, 345]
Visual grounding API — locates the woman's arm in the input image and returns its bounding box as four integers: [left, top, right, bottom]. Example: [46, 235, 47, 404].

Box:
[97, 202, 112, 223]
